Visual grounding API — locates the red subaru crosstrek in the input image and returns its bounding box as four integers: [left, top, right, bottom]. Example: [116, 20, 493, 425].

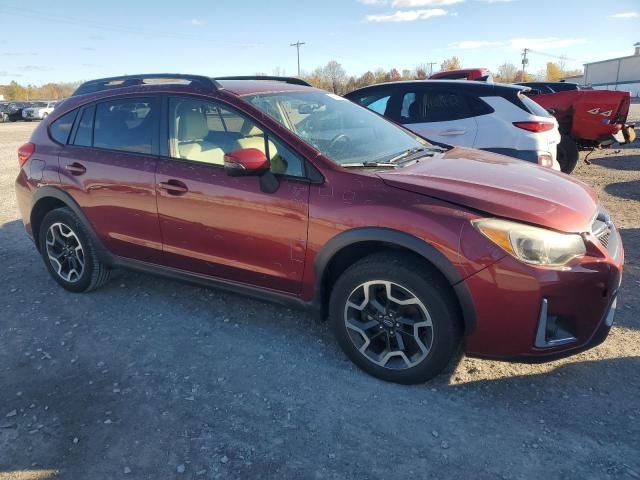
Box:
[15, 74, 623, 384]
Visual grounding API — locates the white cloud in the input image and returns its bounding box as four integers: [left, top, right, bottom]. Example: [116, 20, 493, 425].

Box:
[509, 37, 586, 50]
[449, 40, 504, 48]
[608, 12, 638, 18]
[393, 0, 463, 6]
[190, 18, 205, 26]
[365, 8, 448, 22]
[358, 0, 388, 4]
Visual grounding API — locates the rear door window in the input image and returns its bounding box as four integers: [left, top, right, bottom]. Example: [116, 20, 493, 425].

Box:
[93, 98, 158, 154]
[399, 90, 472, 123]
[73, 106, 95, 147]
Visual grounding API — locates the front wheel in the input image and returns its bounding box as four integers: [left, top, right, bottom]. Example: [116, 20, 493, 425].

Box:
[557, 134, 579, 174]
[329, 253, 462, 384]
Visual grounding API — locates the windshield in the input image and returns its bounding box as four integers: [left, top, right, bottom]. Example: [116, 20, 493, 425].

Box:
[244, 91, 432, 165]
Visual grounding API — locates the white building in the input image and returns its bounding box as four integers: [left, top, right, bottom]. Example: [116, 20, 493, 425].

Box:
[582, 43, 640, 97]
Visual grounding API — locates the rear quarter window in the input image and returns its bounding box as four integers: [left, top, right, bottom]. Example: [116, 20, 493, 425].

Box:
[49, 110, 78, 144]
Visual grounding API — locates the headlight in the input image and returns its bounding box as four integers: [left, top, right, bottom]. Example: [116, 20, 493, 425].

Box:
[473, 218, 586, 266]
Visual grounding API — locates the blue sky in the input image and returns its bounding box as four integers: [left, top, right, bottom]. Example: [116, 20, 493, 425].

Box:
[0, 0, 638, 84]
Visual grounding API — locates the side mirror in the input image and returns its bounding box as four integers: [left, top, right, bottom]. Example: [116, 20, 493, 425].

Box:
[224, 148, 270, 177]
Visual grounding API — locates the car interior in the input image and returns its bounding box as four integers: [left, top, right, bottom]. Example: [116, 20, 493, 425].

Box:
[171, 99, 290, 174]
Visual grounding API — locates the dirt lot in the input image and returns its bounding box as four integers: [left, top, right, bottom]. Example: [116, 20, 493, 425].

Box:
[0, 114, 639, 480]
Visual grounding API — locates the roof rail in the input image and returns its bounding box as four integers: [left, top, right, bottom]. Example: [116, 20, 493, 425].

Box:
[214, 76, 311, 87]
[72, 74, 222, 97]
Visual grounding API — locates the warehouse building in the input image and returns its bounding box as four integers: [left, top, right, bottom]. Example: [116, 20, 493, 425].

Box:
[582, 43, 640, 97]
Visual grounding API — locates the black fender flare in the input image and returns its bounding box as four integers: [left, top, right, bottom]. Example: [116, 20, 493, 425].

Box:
[313, 227, 476, 334]
[30, 186, 114, 264]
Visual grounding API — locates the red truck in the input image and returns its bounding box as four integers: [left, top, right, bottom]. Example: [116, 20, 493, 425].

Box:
[517, 83, 635, 173]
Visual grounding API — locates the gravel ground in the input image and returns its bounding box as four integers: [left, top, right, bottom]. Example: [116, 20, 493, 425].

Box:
[0, 113, 639, 480]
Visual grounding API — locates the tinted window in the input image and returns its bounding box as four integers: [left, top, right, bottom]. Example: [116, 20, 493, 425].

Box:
[49, 110, 77, 144]
[399, 90, 471, 123]
[93, 98, 157, 154]
[73, 106, 95, 147]
[169, 98, 304, 177]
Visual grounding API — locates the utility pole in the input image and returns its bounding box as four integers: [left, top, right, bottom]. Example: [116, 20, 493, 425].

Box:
[290, 41, 306, 77]
[427, 62, 438, 76]
[521, 48, 529, 80]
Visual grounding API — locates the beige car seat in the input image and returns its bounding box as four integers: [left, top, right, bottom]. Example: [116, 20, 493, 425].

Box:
[176, 105, 225, 165]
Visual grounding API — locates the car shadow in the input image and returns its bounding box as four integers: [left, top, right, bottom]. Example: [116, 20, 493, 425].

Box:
[604, 180, 640, 201]
[590, 153, 640, 171]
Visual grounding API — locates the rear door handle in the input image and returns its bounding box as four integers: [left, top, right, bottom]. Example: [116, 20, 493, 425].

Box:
[439, 129, 466, 136]
[64, 162, 86, 175]
[159, 180, 189, 195]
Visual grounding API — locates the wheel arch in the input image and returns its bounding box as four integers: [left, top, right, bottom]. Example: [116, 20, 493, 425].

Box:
[30, 187, 112, 263]
[313, 227, 476, 334]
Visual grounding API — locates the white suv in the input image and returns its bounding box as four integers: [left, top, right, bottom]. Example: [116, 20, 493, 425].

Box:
[345, 81, 561, 170]
[22, 100, 57, 121]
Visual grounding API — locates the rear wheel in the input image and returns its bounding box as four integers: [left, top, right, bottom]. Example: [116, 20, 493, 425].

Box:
[329, 253, 461, 384]
[557, 134, 579, 174]
[38, 208, 110, 293]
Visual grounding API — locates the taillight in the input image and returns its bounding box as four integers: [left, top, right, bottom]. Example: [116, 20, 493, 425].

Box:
[18, 143, 35, 167]
[513, 121, 555, 133]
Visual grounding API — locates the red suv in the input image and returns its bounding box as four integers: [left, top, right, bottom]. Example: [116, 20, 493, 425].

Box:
[15, 74, 623, 384]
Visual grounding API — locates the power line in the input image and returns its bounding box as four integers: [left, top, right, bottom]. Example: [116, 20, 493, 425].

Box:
[290, 41, 306, 77]
[426, 62, 438, 76]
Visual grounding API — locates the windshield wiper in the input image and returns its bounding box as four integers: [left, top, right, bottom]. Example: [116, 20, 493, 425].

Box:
[385, 147, 434, 164]
[341, 161, 398, 168]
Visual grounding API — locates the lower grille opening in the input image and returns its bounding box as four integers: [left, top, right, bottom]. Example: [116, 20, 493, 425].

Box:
[535, 299, 577, 348]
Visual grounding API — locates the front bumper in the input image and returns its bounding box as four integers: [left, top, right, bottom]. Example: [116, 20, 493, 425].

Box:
[461, 224, 624, 360]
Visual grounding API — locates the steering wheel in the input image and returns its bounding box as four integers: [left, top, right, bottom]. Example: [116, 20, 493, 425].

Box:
[327, 133, 351, 154]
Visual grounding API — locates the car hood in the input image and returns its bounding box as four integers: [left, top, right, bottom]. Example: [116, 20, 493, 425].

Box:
[377, 147, 598, 233]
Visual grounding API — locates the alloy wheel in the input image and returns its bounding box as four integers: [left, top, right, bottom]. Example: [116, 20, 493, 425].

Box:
[45, 222, 85, 283]
[344, 280, 433, 370]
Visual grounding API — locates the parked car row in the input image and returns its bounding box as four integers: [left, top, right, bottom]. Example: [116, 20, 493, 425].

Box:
[15, 74, 624, 384]
[0, 100, 58, 122]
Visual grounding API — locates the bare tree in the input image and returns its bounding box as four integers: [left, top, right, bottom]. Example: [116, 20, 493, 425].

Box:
[323, 60, 347, 94]
[496, 62, 518, 83]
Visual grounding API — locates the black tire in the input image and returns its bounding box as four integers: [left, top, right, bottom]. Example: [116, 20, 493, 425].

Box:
[38, 207, 110, 293]
[329, 252, 462, 384]
[557, 134, 579, 174]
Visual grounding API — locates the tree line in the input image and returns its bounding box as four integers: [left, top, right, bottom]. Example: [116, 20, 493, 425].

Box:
[297, 57, 582, 94]
[0, 81, 79, 101]
[1, 57, 582, 100]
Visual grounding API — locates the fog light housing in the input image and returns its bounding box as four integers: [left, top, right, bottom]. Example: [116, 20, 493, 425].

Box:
[534, 299, 576, 348]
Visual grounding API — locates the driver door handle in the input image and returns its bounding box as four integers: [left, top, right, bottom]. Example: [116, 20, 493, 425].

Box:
[64, 162, 86, 175]
[159, 180, 189, 195]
